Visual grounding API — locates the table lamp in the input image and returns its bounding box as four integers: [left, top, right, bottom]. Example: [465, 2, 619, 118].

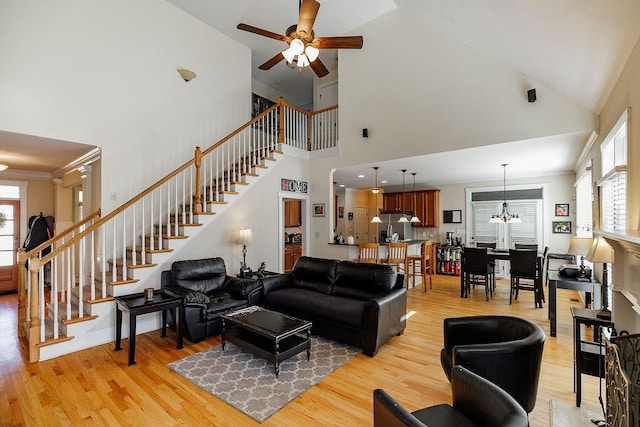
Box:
[237, 228, 253, 271]
[567, 237, 594, 279]
[585, 236, 614, 319]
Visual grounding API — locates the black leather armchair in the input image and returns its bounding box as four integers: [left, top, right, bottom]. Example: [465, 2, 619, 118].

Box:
[373, 366, 529, 427]
[440, 315, 545, 413]
[161, 257, 262, 342]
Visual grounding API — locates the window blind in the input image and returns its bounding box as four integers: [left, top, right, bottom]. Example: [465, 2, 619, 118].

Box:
[471, 203, 498, 244]
[575, 168, 593, 237]
[600, 169, 626, 231]
[508, 201, 539, 246]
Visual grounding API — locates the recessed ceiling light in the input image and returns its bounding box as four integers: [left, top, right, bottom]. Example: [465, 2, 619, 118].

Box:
[357, 174, 365, 178]
[339, 184, 345, 187]
[381, 180, 388, 184]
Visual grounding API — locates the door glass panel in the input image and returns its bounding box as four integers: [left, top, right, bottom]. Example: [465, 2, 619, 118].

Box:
[0, 251, 13, 266]
[0, 221, 14, 235]
[0, 236, 12, 247]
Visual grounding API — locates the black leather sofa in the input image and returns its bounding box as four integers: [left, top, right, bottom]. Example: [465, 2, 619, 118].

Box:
[260, 256, 407, 356]
[373, 366, 529, 426]
[161, 257, 262, 342]
[440, 315, 545, 413]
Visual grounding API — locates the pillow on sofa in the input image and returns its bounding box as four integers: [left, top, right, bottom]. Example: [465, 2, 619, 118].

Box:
[333, 261, 397, 300]
[292, 256, 340, 294]
[184, 291, 211, 305]
[171, 257, 227, 294]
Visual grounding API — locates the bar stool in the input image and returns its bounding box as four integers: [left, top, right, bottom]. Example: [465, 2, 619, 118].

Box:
[381, 242, 408, 276]
[358, 243, 380, 264]
[407, 241, 432, 292]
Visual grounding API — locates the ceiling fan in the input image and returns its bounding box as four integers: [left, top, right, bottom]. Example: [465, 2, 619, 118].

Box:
[237, 0, 364, 78]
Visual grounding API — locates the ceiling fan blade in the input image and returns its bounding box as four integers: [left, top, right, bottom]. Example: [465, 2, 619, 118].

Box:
[309, 57, 329, 78]
[296, 0, 320, 39]
[312, 36, 364, 49]
[259, 52, 285, 70]
[237, 23, 289, 43]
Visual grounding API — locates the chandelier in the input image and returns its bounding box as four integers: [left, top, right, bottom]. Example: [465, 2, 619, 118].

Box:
[489, 164, 522, 224]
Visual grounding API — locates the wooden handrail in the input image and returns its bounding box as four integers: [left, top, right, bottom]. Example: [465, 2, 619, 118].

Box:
[310, 104, 338, 115]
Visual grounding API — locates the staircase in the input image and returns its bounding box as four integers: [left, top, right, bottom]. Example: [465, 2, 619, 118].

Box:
[18, 98, 339, 363]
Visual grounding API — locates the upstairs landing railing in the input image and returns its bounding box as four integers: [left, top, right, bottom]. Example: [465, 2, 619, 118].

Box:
[18, 98, 338, 362]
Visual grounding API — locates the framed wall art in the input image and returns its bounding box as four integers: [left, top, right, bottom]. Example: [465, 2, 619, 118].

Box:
[552, 221, 571, 234]
[312, 203, 325, 217]
[555, 203, 569, 217]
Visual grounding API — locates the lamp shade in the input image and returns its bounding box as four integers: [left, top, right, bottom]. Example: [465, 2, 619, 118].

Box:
[585, 236, 613, 264]
[567, 237, 593, 257]
[370, 215, 382, 223]
[237, 228, 253, 245]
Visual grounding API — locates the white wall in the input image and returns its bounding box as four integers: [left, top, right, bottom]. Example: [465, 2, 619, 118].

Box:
[0, 0, 251, 212]
[335, 6, 595, 167]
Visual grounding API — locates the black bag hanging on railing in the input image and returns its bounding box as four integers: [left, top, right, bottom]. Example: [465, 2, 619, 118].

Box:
[23, 212, 54, 256]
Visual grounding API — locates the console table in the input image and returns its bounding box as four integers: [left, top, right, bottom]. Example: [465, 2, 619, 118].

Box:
[571, 307, 613, 407]
[114, 289, 184, 365]
[548, 271, 601, 337]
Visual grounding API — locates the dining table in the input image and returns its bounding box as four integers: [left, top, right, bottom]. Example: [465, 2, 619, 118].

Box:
[460, 249, 545, 306]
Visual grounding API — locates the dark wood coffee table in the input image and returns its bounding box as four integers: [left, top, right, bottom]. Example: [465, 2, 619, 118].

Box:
[221, 306, 312, 376]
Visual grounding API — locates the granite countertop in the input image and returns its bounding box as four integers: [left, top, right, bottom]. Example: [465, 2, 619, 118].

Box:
[328, 239, 429, 247]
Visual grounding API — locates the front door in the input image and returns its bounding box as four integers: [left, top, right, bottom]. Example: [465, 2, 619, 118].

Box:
[0, 200, 20, 293]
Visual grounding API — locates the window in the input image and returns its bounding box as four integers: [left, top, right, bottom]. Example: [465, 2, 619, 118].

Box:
[469, 188, 543, 249]
[598, 110, 628, 232]
[575, 164, 593, 238]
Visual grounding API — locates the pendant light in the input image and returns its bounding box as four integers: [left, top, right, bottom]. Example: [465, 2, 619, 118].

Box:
[398, 169, 409, 223]
[370, 167, 382, 223]
[410, 172, 421, 223]
[489, 163, 522, 223]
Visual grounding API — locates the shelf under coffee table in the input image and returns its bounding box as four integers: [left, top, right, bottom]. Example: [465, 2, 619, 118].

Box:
[221, 306, 312, 377]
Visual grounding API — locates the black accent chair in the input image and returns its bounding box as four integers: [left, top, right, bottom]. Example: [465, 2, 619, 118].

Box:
[440, 315, 545, 413]
[461, 247, 494, 300]
[373, 366, 529, 427]
[161, 257, 263, 342]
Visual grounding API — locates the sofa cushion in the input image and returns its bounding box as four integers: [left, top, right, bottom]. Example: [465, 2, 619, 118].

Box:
[171, 257, 227, 294]
[292, 256, 340, 294]
[265, 288, 365, 328]
[332, 261, 397, 300]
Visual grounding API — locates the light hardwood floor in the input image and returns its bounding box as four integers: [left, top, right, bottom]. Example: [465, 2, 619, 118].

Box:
[0, 275, 605, 426]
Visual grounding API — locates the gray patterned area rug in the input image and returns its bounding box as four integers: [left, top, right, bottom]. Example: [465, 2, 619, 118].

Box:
[167, 336, 359, 423]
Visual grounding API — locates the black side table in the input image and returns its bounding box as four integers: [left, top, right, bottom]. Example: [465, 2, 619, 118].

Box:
[115, 289, 184, 365]
[571, 307, 613, 407]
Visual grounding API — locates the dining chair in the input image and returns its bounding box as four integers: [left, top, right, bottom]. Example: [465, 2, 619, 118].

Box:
[515, 243, 538, 250]
[509, 249, 542, 307]
[476, 242, 497, 249]
[358, 243, 380, 264]
[408, 241, 432, 292]
[461, 247, 494, 301]
[382, 242, 408, 277]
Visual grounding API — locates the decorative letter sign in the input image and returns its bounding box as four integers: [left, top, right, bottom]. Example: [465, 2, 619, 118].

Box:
[281, 179, 308, 193]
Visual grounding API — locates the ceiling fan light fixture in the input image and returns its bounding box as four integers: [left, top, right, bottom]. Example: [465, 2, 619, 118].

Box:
[282, 47, 296, 63]
[305, 45, 319, 62]
[297, 53, 309, 67]
[0, 163, 8, 172]
[290, 38, 305, 55]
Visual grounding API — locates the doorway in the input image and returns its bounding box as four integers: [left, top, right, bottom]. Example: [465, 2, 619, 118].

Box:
[0, 200, 20, 293]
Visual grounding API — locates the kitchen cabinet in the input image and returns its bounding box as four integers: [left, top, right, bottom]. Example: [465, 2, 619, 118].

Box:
[284, 200, 301, 227]
[383, 190, 440, 227]
[284, 244, 302, 273]
[422, 189, 440, 227]
[382, 193, 413, 213]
